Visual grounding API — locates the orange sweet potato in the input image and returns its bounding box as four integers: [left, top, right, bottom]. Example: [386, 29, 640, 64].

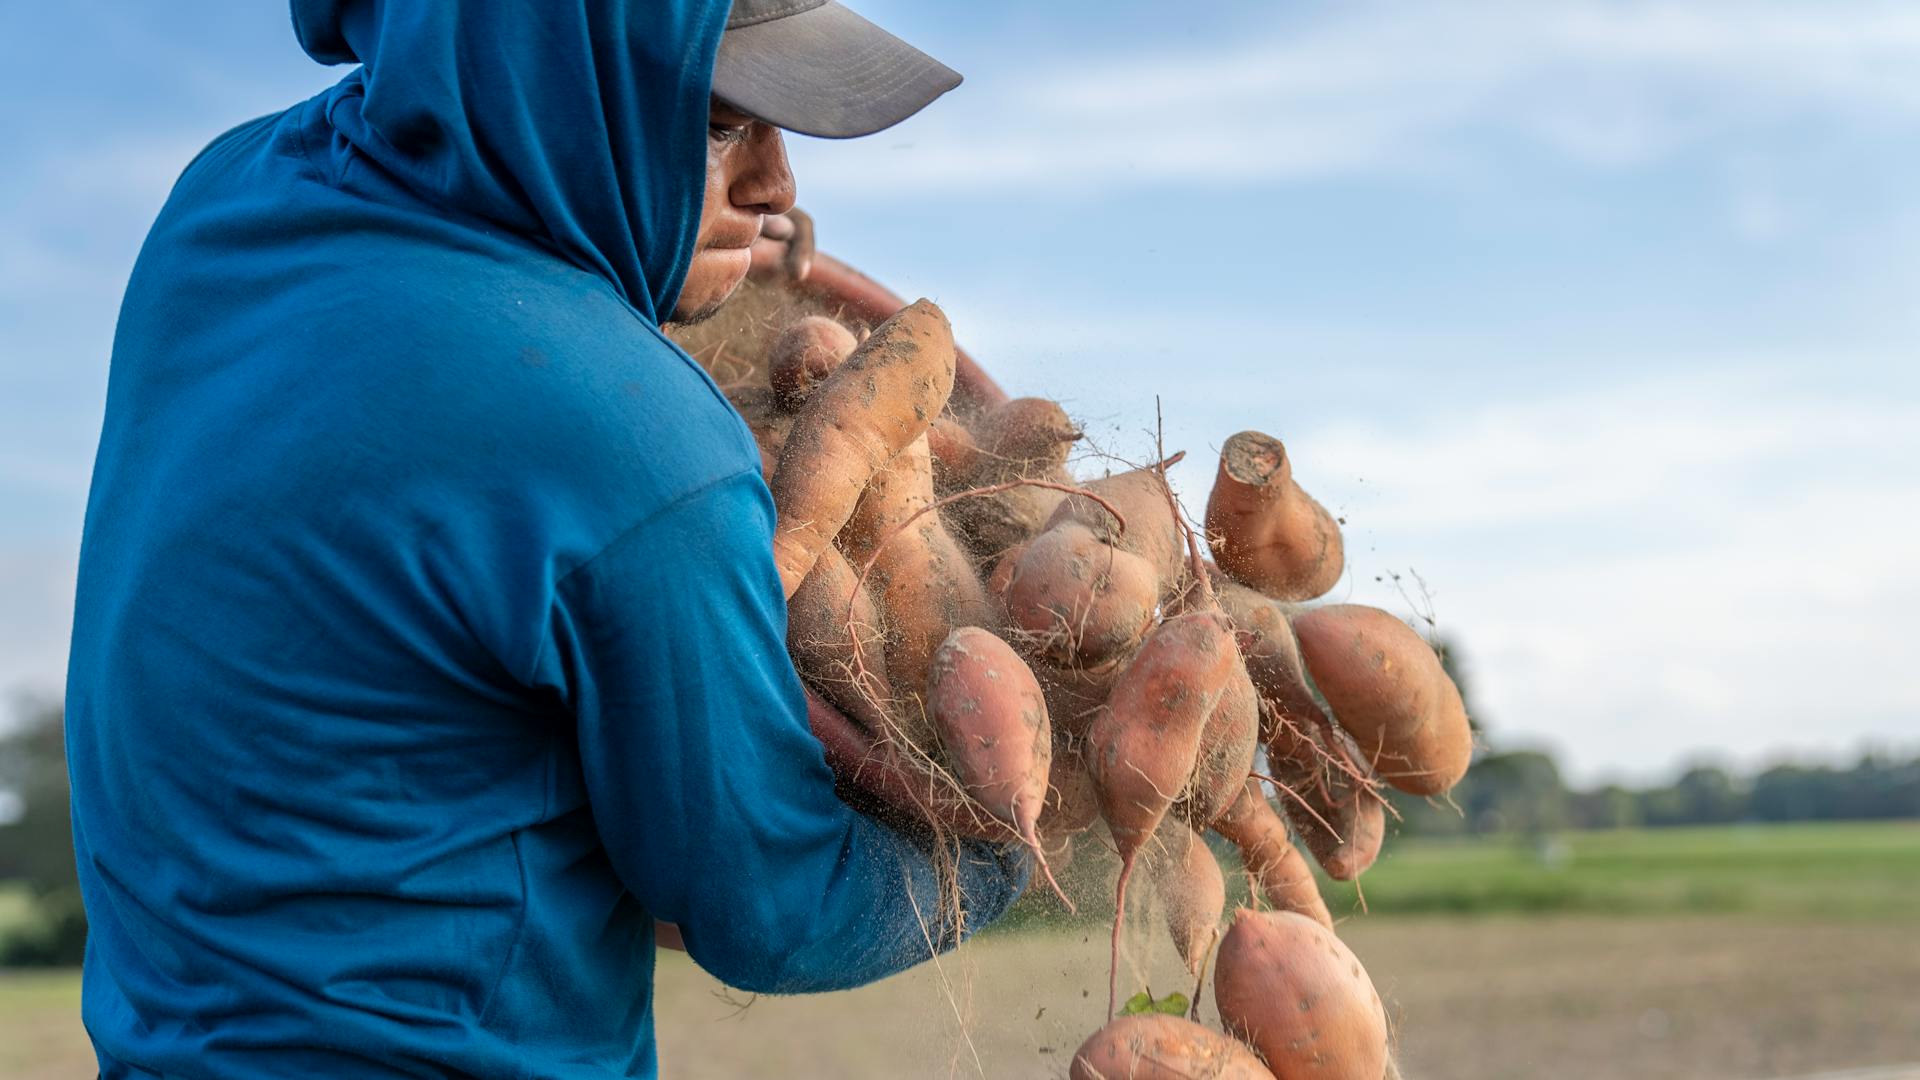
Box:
[1211, 780, 1332, 930]
[926, 627, 1066, 902]
[723, 386, 794, 483]
[838, 435, 994, 700]
[1047, 460, 1188, 598]
[1150, 824, 1226, 978]
[1070, 1014, 1275, 1080]
[785, 544, 892, 737]
[767, 315, 859, 411]
[1177, 652, 1259, 829]
[948, 397, 1081, 562]
[1214, 909, 1388, 1080]
[926, 415, 983, 491]
[1038, 733, 1101, 840]
[1293, 605, 1472, 796]
[1206, 431, 1343, 601]
[1268, 713, 1386, 882]
[769, 299, 955, 598]
[1089, 610, 1239, 1016]
[1002, 522, 1159, 668]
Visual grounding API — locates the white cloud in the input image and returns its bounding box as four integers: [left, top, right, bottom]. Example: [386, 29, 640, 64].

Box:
[1283, 372, 1920, 782]
[793, 0, 1920, 193]
[940, 297, 1920, 780]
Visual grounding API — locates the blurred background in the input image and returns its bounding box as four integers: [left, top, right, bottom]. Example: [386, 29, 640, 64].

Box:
[2, 2, 1916, 1078]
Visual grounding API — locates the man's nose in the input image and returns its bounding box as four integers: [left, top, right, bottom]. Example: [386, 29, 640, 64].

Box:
[732, 124, 797, 217]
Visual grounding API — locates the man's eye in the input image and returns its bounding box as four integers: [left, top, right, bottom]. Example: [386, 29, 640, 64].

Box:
[709, 123, 749, 144]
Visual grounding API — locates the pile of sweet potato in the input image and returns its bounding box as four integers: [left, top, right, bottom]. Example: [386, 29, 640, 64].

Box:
[681, 295, 1472, 1080]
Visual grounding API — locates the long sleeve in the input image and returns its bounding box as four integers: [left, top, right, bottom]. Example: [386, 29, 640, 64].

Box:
[537, 468, 1030, 994]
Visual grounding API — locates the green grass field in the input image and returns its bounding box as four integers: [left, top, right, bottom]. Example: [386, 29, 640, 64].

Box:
[1312, 821, 1920, 919]
[993, 820, 1920, 930]
[5, 823, 1920, 1078]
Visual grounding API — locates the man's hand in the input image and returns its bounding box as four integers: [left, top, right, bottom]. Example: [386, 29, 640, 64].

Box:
[751, 207, 815, 281]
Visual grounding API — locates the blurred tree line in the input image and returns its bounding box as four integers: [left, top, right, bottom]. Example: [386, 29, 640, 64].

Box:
[0, 699, 86, 965]
[3, 635, 1917, 965]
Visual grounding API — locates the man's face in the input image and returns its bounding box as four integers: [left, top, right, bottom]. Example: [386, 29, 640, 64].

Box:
[672, 98, 797, 324]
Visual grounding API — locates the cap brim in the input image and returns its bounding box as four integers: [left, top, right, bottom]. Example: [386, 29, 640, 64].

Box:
[712, 2, 962, 140]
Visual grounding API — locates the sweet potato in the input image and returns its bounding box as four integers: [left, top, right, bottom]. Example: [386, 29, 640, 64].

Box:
[723, 386, 794, 483]
[786, 545, 893, 737]
[948, 397, 1081, 562]
[1002, 522, 1159, 668]
[1070, 1014, 1275, 1080]
[1212, 576, 1320, 726]
[1047, 460, 1188, 597]
[927, 416, 982, 490]
[984, 538, 1028, 601]
[974, 397, 1082, 472]
[767, 315, 859, 411]
[1293, 605, 1472, 796]
[1150, 824, 1226, 978]
[1089, 610, 1239, 1016]
[769, 298, 955, 598]
[1211, 780, 1332, 930]
[1033, 657, 1123, 740]
[1214, 909, 1388, 1080]
[1177, 652, 1259, 829]
[1038, 732, 1101, 839]
[1206, 431, 1344, 601]
[926, 627, 1066, 902]
[1268, 713, 1386, 881]
[839, 435, 995, 699]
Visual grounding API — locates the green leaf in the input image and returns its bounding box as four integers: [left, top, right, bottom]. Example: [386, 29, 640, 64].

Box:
[1120, 989, 1190, 1016]
[1150, 991, 1190, 1016]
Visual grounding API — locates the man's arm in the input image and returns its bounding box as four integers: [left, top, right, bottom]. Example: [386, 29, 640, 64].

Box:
[537, 468, 1029, 994]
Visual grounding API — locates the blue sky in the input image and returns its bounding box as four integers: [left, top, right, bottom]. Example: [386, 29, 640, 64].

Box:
[1, 1, 1916, 781]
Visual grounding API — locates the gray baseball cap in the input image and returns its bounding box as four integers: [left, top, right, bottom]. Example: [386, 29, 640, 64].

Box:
[713, 0, 962, 139]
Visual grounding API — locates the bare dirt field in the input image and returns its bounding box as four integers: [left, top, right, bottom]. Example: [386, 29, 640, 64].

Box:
[650, 916, 1920, 1079]
[8, 916, 1917, 1078]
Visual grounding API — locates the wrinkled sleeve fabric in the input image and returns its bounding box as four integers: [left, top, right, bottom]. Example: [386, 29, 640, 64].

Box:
[538, 467, 1029, 994]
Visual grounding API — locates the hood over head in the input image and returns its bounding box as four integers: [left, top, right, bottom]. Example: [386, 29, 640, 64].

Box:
[292, 0, 731, 323]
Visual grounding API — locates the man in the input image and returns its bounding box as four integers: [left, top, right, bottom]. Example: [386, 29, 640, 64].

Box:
[64, 1, 1028, 1076]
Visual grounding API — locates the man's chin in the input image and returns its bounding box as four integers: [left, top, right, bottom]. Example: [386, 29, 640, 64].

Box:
[666, 267, 749, 327]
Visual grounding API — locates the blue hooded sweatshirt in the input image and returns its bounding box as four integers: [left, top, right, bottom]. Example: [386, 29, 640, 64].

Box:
[64, 1, 1028, 1076]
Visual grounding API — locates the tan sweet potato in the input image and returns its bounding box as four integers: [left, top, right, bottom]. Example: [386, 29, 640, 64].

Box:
[1214, 909, 1388, 1080]
[769, 299, 955, 598]
[926, 415, 982, 491]
[1089, 610, 1239, 1016]
[767, 315, 859, 411]
[839, 436, 995, 699]
[1293, 604, 1472, 796]
[1070, 1014, 1275, 1080]
[1206, 431, 1344, 601]
[1003, 522, 1159, 668]
[1211, 780, 1332, 930]
[974, 397, 1081, 472]
[1150, 824, 1226, 978]
[724, 386, 794, 483]
[785, 545, 892, 737]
